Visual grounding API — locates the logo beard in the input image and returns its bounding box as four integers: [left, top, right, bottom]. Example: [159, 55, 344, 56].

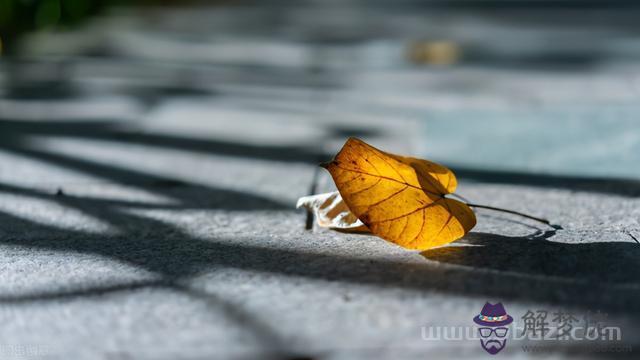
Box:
[481, 339, 506, 354]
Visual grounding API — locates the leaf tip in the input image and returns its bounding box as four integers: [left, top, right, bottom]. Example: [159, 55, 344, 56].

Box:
[346, 137, 364, 145]
[319, 160, 335, 169]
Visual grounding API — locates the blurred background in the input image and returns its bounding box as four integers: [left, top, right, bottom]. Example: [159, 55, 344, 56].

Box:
[2, 0, 640, 179]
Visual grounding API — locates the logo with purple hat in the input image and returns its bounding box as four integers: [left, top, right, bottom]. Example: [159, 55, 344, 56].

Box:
[474, 302, 513, 354]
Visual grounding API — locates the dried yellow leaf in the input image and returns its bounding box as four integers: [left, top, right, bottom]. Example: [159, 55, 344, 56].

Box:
[322, 138, 476, 250]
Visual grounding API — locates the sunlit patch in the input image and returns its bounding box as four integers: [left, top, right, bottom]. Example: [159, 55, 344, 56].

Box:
[20, 134, 303, 205]
[0, 192, 117, 235]
[0, 148, 177, 207]
[0, 95, 140, 121]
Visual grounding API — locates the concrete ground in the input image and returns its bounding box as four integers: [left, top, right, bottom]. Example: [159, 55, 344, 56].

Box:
[0, 1, 639, 359]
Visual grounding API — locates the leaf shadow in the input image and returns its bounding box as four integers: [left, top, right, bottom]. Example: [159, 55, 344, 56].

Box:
[420, 230, 640, 311]
[406, 160, 452, 195]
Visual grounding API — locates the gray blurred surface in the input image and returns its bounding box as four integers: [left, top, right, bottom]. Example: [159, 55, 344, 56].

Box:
[0, 1, 639, 359]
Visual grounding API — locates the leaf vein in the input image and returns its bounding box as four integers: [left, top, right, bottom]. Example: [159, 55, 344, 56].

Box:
[350, 178, 382, 196]
[369, 198, 445, 224]
[336, 173, 361, 186]
[412, 208, 426, 244]
[374, 152, 407, 183]
[397, 216, 409, 238]
[361, 185, 409, 209]
[331, 164, 442, 197]
[433, 202, 454, 241]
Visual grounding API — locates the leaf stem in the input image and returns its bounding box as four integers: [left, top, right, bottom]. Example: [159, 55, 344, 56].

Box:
[448, 193, 470, 203]
[465, 203, 551, 225]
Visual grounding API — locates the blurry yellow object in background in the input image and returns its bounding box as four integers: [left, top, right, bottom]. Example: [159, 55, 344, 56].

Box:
[408, 40, 461, 65]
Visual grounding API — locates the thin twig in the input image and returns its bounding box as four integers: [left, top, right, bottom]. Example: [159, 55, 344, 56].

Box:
[448, 193, 471, 203]
[305, 165, 322, 230]
[465, 203, 551, 225]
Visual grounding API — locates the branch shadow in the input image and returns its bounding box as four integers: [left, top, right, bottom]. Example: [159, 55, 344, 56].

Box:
[2, 116, 638, 199]
[0, 146, 288, 211]
[0, 118, 328, 164]
[0, 115, 308, 354]
[0, 205, 304, 356]
[4, 199, 640, 316]
[1, 95, 639, 351]
[1, 116, 639, 316]
[451, 165, 640, 197]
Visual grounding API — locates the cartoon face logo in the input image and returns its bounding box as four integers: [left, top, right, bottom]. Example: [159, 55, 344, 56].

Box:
[473, 302, 513, 355]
